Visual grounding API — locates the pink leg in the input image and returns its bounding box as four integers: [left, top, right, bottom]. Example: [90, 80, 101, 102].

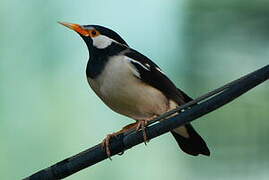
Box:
[135, 115, 157, 144]
[101, 122, 137, 159]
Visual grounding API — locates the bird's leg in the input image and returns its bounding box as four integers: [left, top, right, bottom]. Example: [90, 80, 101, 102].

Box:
[102, 115, 157, 159]
[135, 115, 157, 144]
[101, 122, 137, 159]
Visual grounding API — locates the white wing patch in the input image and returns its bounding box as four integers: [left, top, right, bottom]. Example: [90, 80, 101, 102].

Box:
[155, 67, 165, 74]
[124, 56, 153, 79]
[124, 57, 141, 78]
[145, 63, 150, 68]
[126, 58, 151, 71]
[123, 56, 166, 78]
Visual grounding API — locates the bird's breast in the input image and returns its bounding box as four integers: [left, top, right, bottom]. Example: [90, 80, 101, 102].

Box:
[87, 55, 169, 120]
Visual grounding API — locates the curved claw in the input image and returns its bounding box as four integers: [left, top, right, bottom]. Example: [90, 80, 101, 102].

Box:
[135, 115, 157, 144]
[101, 133, 117, 160]
[136, 120, 149, 144]
[100, 122, 138, 160]
[101, 117, 156, 159]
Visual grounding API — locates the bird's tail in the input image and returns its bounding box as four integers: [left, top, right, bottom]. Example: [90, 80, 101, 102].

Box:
[171, 124, 210, 156]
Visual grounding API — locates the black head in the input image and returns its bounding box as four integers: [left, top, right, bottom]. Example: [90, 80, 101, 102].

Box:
[59, 22, 129, 79]
[59, 22, 128, 51]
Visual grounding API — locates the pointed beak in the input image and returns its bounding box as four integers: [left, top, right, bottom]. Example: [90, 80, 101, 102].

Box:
[58, 22, 90, 36]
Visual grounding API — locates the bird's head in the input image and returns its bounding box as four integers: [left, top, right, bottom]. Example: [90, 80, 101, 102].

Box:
[59, 22, 128, 51]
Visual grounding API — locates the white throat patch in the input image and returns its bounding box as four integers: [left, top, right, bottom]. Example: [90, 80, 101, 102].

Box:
[92, 35, 114, 49]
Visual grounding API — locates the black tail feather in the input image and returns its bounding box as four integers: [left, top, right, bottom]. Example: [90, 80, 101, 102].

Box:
[171, 124, 210, 156]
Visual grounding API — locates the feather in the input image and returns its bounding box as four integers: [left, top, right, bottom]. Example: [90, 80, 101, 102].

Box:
[123, 48, 210, 156]
[124, 49, 186, 105]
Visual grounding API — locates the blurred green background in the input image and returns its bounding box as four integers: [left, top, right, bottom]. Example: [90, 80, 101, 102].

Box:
[1, 0, 268, 179]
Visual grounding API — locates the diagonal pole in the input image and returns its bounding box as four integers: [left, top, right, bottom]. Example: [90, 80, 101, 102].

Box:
[23, 64, 269, 180]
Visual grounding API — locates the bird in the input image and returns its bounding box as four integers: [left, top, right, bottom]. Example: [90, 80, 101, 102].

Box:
[59, 22, 210, 158]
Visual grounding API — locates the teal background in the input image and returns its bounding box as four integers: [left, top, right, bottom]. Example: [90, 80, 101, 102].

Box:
[1, 0, 268, 179]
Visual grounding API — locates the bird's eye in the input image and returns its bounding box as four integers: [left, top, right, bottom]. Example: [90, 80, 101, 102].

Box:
[91, 30, 97, 36]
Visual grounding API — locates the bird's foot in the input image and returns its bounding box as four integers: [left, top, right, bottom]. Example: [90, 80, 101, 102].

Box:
[101, 133, 118, 160]
[101, 122, 138, 160]
[101, 116, 157, 159]
[136, 116, 157, 144]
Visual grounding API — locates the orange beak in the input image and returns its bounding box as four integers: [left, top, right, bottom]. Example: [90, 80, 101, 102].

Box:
[58, 22, 90, 36]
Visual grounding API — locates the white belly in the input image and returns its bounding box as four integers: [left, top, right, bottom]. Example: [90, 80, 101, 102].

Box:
[87, 55, 169, 120]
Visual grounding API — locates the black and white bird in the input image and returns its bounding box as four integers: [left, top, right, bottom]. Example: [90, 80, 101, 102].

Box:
[59, 22, 210, 157]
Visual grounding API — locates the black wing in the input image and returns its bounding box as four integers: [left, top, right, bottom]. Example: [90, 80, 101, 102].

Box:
[124, 49, 192, 105]
[124, 49, 210, 157]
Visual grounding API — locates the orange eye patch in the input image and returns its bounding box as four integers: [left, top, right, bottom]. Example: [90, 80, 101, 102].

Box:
[88, 30, 100, 37]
